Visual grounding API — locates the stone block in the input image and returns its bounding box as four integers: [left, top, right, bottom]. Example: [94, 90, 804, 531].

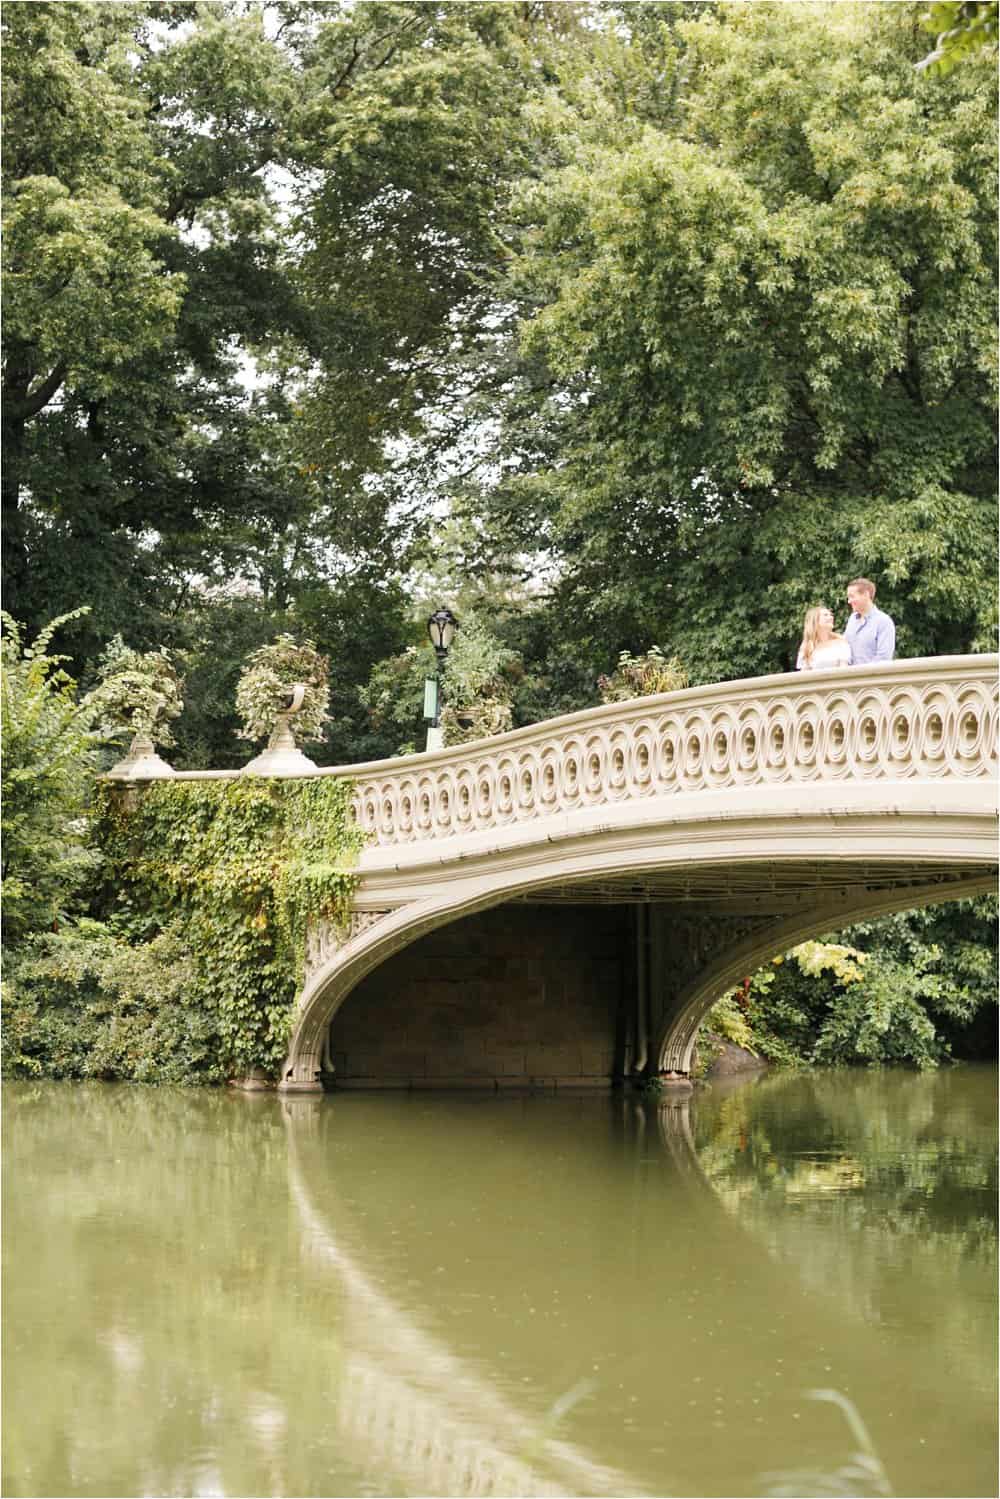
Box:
[424, 1050, 493, 1077]
[580, 1049, 615, 1075]
[525, 1046, 583, 1076]
[333, 1077, 412, 1090]
[554, 1076, 612, 1089]
[341, 1050, 425, 1077]
[482, 1050, 526, 1075]
[502, 956, 545, 984]
[409, 1077, 498, 1091]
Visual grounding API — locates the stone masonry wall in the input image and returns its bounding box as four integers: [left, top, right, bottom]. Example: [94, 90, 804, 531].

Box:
[328, 904, 630, 1089]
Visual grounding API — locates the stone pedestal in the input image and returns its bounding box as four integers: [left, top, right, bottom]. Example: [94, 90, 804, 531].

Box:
[106, 733, 175, 781]
[230, 1068, 274, 1092]
[242, 714, 317, 777]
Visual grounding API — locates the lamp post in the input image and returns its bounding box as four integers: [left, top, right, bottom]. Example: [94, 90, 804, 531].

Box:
[425, 607, 458, 751]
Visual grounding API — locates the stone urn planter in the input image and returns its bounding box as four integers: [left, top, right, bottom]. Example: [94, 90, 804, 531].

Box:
[235, 635, 331, 777]
[106, 732, 176, 781]
[241, 684, 319, 777]
[99, 641, 183, 781]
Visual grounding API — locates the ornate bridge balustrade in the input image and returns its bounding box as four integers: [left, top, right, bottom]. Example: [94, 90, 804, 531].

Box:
[169, 657, 996, 1092]
[336, 655, 996, 849]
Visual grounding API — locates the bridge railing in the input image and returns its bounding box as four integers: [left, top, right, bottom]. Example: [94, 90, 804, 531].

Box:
[174, 656, 997, 850]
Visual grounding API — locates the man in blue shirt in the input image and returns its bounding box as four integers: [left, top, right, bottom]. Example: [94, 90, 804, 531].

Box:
[844, 577, 895, 664]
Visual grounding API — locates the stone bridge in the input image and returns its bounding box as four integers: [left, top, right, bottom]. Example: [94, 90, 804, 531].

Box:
[179, 655, 997, 1092]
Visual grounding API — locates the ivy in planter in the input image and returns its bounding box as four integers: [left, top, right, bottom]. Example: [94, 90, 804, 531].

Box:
[96, 776, 363, 1079]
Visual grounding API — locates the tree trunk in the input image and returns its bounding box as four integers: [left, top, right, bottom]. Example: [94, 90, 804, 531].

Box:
[2, 397, 29, 620]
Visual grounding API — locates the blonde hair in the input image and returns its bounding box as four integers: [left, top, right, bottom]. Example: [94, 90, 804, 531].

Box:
[799, 605, 844, 665]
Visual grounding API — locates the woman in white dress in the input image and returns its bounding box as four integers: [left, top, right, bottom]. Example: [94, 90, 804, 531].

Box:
[796, 606, 852, 670]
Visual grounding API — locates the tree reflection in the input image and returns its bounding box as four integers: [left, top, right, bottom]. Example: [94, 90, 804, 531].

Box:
[691, 1068, 997, 1395]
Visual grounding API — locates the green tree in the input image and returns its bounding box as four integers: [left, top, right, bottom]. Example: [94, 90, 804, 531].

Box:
[1, 611, 110, 944]
[709, 899, 997, 1070]
[473, 0, 997, 684]
[2, 1, 580, 747]
[2, 1, 306, 653]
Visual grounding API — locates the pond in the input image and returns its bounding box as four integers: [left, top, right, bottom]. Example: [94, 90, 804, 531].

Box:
[4, 1067, 996, 1498]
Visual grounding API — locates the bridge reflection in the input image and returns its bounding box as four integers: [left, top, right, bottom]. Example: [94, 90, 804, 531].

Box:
[279, 1081, 996, 1499]
[283, 1094, 643, 1498]
[278, 1092, 769, 1499]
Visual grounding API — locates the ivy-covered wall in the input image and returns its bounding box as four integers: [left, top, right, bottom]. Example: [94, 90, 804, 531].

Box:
[4, 778, 361, 1083]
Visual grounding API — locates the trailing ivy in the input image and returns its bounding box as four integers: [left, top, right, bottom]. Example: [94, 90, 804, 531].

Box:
[95, 776, 363, 1079]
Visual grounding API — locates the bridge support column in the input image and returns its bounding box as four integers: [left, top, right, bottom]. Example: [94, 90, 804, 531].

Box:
[644, 905, 777, 1076]
[278, 1053, 324, 1094]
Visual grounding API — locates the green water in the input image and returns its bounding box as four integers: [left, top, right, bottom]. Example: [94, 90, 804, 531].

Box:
[3, 1068, 996, 1498]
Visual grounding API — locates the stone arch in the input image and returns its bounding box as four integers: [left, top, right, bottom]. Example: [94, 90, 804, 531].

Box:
[283, 877, 577, 1089]
[280, 796, 996, 1090]
[655, 871, 996, 1073]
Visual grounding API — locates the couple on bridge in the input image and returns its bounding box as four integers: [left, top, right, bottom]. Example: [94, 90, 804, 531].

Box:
[796, 576, 896, 672]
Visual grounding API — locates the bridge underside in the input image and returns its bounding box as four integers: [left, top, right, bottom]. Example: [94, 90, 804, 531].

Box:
[512, 859, 988, 910]
[315, 861, 993, 1092]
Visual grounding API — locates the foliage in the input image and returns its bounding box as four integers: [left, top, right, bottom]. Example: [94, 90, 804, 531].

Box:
[707, 905, 997, 1071]
[439, 697, 514, 746]
[597, 646, 687, 703]
[2, 920, 214, 1083]
[234, 633, 331, 745]
[695, 988, 758, 1076]
[0, 610, 109, 944]
[1, 1, 569, 675]
[841, 897, 998, 1057]
[917, 1, 999, 73]
[358, 643, 432, 757]
[360, 611, 520, 753]
[87, 776, 363, 1079]
[471, 0, 998, 687]
[94, 636, 184, 747]
[438, 614, 518, 747]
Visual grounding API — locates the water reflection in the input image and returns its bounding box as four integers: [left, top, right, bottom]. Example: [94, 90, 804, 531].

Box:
[282, 1094, 634, 1498]
[3, 1073, 996, 1499]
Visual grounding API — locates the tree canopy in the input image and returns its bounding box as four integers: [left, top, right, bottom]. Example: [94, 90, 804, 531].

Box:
[5, 1, 994, 714]
[494, 1, 998, 681]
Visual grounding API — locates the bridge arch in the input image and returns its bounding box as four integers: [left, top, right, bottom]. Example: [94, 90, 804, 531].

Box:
[653, 871, 995, 1074]
[282, 790, 995, 1089]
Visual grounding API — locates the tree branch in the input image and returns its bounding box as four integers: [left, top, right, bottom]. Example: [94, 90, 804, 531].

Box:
[21, 361, 69, 419]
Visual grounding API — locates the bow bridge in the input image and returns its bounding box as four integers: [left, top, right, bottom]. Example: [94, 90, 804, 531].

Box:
[178, 656, 997, 1092]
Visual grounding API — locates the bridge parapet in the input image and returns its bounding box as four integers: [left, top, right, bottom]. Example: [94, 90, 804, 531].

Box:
[302, 656, 996, 849]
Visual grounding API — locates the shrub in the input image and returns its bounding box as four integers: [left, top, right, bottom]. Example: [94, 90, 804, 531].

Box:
[1, 610, 109, 944]
[95, 636, 184, 747]
[2, 921, 218, 1083]
[439, 615, 518, 746]
[360, 613, 519, 753]
[708, 921, 996, 1072]
[597, 646, 687, 703]
[235, 634, 330, 744]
